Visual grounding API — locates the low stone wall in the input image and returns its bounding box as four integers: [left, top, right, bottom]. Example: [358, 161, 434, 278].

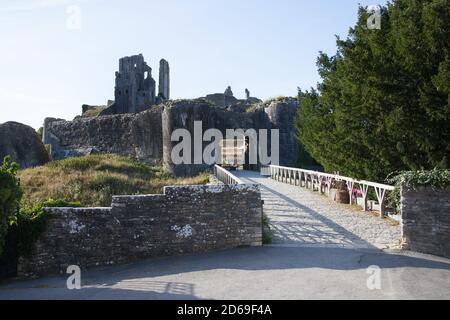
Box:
[401, 185, 450, 258]
[18, 184, 262, 277]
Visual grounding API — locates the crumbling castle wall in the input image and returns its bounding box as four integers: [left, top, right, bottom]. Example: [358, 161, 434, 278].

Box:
[159, 59, 170, 100]
[264, 98, 299, 167]
[43, 106, 163, 164]
[43, 98, 299, 175]
[114, 54, 156, 114]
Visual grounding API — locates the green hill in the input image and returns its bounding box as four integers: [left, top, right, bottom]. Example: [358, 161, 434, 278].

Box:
[19, 154, 209, 208]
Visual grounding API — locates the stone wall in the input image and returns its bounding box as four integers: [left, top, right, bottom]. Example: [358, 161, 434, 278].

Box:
[18, 184, 263, 277]
[401, 185, 450, 258]
[264, 98, 299, 167]
[43, 106, 163, 165]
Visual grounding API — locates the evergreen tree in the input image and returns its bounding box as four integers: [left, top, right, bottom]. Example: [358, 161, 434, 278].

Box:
[296, 0, 450, 181]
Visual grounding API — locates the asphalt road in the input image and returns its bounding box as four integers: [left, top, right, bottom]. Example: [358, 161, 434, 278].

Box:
[1, 246, 449, 300]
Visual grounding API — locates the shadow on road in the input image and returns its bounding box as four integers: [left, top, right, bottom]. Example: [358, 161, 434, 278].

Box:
[1, 246, 449, 300]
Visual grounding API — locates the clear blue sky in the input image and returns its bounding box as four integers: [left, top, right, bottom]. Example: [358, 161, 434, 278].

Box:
[0, 0, 385, 129]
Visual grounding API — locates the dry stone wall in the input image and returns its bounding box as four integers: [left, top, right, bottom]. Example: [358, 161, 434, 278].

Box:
[401, 185, 450, 258]
[18, 184, 263, 277]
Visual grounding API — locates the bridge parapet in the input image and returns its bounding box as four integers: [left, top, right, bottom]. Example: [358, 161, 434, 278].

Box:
[214, 165, 244, 185]
[264, 165, 395, 218]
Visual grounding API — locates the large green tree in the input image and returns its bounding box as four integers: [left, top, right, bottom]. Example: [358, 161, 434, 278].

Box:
[296, 0, 450, 182]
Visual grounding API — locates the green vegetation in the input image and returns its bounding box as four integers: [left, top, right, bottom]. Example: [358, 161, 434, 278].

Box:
[389, 169, 450, 189]
[0, 154, 209, 257]
[36, 127, 43, 140]
[17, 199, 81, 257]
[264, 96, 291, 104]
[19, 154, 210, 208]
[387, 169, 450, 213]
[81, 105, 107, 117]
[0, 157, 23, 256]
[296, 0, 450, 182]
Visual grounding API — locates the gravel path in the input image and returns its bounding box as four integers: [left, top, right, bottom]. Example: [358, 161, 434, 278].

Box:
[235, 171, 402, 249]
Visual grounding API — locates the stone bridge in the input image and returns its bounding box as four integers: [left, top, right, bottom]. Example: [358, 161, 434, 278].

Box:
[234, 171, 401, 249]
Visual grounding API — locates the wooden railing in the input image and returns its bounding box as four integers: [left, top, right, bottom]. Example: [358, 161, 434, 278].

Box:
[214, 165, 244, 185]
[264, 165, 395, 217]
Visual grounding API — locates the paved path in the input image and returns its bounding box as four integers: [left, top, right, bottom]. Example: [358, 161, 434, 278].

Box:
[1, 247, 449, 300]
[1, 171, 449, 300]
[235, 171, 401, 249]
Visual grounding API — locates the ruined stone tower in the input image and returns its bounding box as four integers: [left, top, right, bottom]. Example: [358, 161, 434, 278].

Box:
[159, 59, 170, 100]
[114, 54, 156, 114]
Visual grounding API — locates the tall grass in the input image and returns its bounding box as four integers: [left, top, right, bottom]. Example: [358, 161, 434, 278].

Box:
[19, 154, 210, 207]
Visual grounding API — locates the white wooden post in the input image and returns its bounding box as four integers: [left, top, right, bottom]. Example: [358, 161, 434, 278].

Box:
[326, 177, 333, 196]
[359, 183, 369, 211]
[347, 180, 355, 205]
[318, 175, 324, 194]
[375, 187, 387, 218]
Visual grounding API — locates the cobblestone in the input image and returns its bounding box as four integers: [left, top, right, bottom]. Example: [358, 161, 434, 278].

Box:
[236, 171, 402, 249]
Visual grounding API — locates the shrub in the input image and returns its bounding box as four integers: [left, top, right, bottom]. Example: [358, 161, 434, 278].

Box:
[36, 127, 43, 140]
[17, 199, 81, 257]
[0, 156, 23, 256]
[387, 169, 450, 213]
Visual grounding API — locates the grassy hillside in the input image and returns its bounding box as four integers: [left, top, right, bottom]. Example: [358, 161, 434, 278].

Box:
[19, 154, 209, 207]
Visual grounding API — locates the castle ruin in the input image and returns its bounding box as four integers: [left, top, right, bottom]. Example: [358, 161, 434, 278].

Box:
[98, 54, 170, 115]
[159, 59, 170, 100]
[43, 54, 299, 176]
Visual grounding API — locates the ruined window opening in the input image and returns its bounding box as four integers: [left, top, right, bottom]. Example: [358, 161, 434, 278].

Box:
[118, 90, 121, 95]
[126, 90, 129, 95]
[144, 71, 148, 79]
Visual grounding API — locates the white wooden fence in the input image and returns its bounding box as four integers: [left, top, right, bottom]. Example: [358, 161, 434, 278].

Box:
[214, 165, 244, 185]
[264, 165, 395, 217]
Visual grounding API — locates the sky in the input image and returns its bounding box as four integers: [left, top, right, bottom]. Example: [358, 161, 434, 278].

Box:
[0, 0, 386, 129]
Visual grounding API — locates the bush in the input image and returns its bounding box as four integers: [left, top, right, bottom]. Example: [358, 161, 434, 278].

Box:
[36, 127, 43, 140]
[387, 169, 450, 213]
[17, 199, 81, 257]
[0, 156, 23, 257]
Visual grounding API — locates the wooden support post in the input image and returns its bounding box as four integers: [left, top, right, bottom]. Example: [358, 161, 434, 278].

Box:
[326, 177, 333, 196]
[375, 187, 387, 218]
[347, 180, 355, 205]
[359, 184, 369, 211]
[318, 176, 325, 194]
